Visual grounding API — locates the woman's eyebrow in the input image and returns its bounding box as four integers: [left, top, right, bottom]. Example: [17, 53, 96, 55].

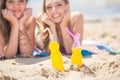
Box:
[46, 1, 64, 6]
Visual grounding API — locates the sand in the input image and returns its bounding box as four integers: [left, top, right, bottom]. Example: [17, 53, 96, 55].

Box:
[0, 19, 120, 80]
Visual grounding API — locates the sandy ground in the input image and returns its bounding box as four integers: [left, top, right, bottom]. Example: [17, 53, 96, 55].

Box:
[0, 19, 120, 80]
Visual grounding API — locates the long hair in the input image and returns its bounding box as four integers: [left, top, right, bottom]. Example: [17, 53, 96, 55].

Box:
[37, 0, 69, 53]
[0, 0, 10, 44]
[0, 0, 28, 44]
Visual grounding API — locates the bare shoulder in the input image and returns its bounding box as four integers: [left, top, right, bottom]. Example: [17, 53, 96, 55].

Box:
[26, 16, 36, 29]
[70, 12, 83, 26]
[71, 12, 83, 21]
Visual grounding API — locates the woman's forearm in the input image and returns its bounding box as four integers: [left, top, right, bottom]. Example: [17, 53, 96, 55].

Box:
[19, 29, 34, 55]
[4, 24, 19, 58]
[49, 25, 59, 42]
[60, 26, 73, 53]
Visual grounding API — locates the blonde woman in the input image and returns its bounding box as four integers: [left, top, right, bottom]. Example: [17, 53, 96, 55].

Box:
[36, 0, 83, 54]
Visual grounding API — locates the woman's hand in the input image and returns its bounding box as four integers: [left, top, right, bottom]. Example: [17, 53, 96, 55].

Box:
[2, 9, 18, 26]
[41, 13, 55, 27]
[60, 9, 70, 27]
[41, 13, 58, 39]
[19, 8, 32, 30]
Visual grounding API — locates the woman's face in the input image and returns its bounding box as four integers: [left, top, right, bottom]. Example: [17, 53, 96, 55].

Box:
[5, 0, 27, 19]
[45, 0, 68, 23]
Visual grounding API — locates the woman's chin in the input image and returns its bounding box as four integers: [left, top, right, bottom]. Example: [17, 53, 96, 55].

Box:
[17, 16, 22, 19]
[14, 14, 22, 19]
[53, 19, 62, 24]
[52, 17, 64, 24]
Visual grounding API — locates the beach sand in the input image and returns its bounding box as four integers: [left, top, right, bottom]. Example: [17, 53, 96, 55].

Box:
[0, 19, 120, 80]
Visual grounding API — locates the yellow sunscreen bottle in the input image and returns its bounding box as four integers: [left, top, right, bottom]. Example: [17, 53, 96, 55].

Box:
[71, 33, 83, 67]
[49, 34, 65, 71]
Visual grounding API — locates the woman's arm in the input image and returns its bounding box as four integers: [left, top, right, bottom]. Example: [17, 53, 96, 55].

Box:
[0, 33, 4, 54]
[60, 25, 73, 54]
[18, 8, 36, 56]
[59, 10, 73, 54]
[60, 12, 83, 54]
[70, 12, 83, 44]
[2, 9, 19, 58]
[4, 23, 19, 58]
[0, 32, 18, 58]
[41, 13, 58, 41]
[19, 16, 36, 56]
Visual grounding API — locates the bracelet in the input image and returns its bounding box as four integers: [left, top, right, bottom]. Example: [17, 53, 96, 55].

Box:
[19, 38, 30, 46]
[19, 37, 27, 41]
[19, 30, 27, 37]
[19, 29, 30, 46]
[19, 35, 30, 41]
[20, 41, 27, 46]
[0, 54, 5, 60]
[19, 30, 27, 41]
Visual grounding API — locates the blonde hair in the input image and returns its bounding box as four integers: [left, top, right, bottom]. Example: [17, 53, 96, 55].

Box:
[35, 20, 50, 53]
[37, 0, 69, 53]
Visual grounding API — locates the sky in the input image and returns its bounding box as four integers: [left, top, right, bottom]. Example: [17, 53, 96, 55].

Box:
[28, 0, 120, 20]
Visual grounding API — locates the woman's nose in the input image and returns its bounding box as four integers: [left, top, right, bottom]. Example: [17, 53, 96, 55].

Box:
[52, 7, 56, 12]
[13, 2, 20, 7]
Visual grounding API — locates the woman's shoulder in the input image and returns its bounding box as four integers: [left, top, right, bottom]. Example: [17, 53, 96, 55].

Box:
[70, 11, 83, 25]
[31, 15, 36, 21]
[27, 16, 36, 25]
[71, 11, 83, 21]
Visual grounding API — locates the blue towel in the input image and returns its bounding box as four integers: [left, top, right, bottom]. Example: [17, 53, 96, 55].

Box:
[33, 49, 49, 57]
[82, 49, 92, 58]
[96, 44, 119, 55]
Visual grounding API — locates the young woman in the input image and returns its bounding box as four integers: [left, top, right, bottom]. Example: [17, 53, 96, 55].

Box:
[36, 0, 83, 54]
[0, 0, 36, 58]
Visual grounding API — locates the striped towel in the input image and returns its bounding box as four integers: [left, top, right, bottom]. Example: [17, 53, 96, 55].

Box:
[82, 44, 119, 55]
[82, 40, 119, 54]
[82, 45, 102, 54]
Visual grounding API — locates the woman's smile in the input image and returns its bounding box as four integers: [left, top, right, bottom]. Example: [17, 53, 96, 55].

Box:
[52, 14, 60, 18]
